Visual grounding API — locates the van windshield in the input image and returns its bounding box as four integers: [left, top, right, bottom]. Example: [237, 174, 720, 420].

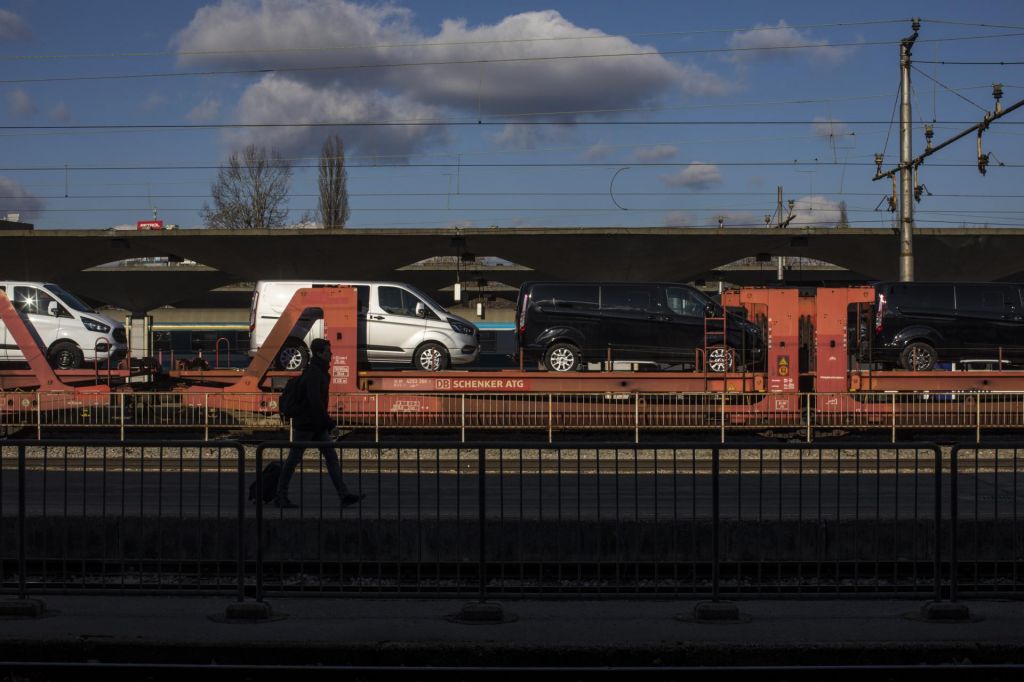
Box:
[44, 284, 95, 313]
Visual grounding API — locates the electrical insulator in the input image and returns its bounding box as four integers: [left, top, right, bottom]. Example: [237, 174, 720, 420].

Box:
[979, 153, 990, 176]
[924, 124, 934, 151]
[874, 153, 884, 175]
[993, 83, 1004, 114]
[911, 18, 921, 31]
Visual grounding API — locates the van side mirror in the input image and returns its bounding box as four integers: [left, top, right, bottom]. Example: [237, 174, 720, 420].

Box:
[705, 303, 722, 317]
[415, 302, 427, 318]
[47, 302, 60, 317]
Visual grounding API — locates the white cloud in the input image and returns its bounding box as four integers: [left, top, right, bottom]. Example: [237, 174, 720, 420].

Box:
[0, 177, 44, 218]
[173, 3, 736, 155]
[660, 162, 722, 189]
[788, 195, 842, 227]
[634, 145, 678, 162]
[706, 211, 761, 228]
[0, 9, 30, 42]
[494, 123, 574, 150]
[811, 116, 850, 139]
[6, 89, 36, 117]
[186, 98, 221, 122]
[51, 102, 72, 123]
[140, 93, 167, 112]
[663, 210, 697, 227]
[227, 75, 448, 159]
[581, 141, 613, 162]
[727, 20, 854, 65]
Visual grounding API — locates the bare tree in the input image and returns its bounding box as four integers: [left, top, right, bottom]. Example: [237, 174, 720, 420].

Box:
[318, 134, 350, 229]
[837, 200, 850, 229]
[201, 145, 292, 229]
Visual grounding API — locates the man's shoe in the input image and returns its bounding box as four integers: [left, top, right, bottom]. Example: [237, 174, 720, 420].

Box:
[341, 493, 366, 508]
[272, 496, 298, 509]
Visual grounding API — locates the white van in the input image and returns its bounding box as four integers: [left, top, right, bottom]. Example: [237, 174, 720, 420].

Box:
[249, 280, 479, 371]
[0, 281, 127, 369]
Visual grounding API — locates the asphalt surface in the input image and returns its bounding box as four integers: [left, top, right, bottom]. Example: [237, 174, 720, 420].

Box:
[0, 595, 1022, 668]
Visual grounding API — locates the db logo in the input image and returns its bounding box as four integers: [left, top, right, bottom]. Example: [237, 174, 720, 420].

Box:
[777, 356, 790, 376]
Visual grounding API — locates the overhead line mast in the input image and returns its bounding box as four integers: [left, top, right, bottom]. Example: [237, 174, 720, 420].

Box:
[875, 19, 1024, 282]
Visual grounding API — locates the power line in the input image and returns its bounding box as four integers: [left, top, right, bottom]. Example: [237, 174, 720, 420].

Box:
[915, 60, 1024, 65]
[1, 120, 1020, 132]
[910, 65, 988, 112]
[9, 191, 1024, 200]
[3, 31, 1023, 85]
[0, 19, 914, 62]
[1, 160, 1021, 172]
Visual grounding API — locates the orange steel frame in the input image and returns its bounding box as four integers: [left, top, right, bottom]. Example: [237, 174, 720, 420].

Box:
[9, 284, 1024, 427]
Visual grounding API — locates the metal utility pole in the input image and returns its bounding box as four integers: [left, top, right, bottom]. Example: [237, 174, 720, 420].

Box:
[898, 20, 919, 282]
[776, 186, 785, 281]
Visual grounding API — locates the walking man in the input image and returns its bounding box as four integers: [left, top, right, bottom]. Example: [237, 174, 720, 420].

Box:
[273, 338, 365, 509]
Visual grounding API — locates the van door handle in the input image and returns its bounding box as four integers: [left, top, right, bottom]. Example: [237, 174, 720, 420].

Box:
[647, 315, 671, 321]
[370, 315, 385, 320]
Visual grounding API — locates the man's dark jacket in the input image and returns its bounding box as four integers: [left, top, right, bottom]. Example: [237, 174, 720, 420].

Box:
[294, 355, 335, 432]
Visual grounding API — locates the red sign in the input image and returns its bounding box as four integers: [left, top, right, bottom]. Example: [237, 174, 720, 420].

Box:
[136, 220, 164, 230]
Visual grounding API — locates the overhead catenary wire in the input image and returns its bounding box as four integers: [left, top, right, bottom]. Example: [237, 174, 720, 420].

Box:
[1, 160, 1021, 172]
[0, 19, 917, 62]
[3, 31, 1024, 85]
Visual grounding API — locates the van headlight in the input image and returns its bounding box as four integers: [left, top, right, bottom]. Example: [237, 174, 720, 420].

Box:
[448, 318, 475, 335]
[82, 318, 111, 333]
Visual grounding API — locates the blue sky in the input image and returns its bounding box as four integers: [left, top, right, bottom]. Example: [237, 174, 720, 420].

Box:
[0, 0, 1022, 231]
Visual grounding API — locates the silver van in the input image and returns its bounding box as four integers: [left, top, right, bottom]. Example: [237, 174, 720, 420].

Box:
[0, 281, 127, 369]
[248, 280, 479, 371]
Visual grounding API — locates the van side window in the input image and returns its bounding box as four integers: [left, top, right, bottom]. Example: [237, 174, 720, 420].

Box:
[666, 287, 707, 317]
[378, 286, 422, 317]
[13, 286, 60, 317]
[533, 285, 599, 310]
[957, 285, 1011, 313]
[602, 285, 657, 312]
[890, 284, 954, 311]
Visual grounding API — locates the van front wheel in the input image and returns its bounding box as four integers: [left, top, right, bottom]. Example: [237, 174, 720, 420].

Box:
[544, 343, 582, 372]
[414, 342, 449, 371]
[49, 341, 84, 370]
[276, 339, 310, 371]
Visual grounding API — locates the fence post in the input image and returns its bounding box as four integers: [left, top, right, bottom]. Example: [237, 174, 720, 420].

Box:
[204, 393, 210, 441]
[35, 394, 41, 440]
[17, 444, 26, 601]
[891, 393, 897, 443]
[933, 446, 942, 603]
[921, 444, 969, 621]
[950, 446, 959, 604]
[461, 394, 466, 443]
[374, 395, 380, 443]
[806, 394, 812, 443]
[454, 445, 504, 622]
[0, 444, 45, 616]
[478, 446, 487, 603]
[975, 397, 981, 443]
[720, 394, 726, 443]
[692, 445, 739, 621]
[548, 394, 553, 444]
[119, 392, 126, 442]
[223, 442, 273, 621]
[634, 393, 640, 444]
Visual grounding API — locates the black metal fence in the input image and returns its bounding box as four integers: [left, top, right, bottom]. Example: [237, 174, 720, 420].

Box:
[1, 440, 1021, 600]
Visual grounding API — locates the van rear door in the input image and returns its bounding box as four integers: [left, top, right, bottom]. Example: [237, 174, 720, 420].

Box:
[955, 284, 1021, 356]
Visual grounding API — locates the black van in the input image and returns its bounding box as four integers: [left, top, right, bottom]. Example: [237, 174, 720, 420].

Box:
[862, 282, 1024, 370]
[514, 282, 764, 372]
